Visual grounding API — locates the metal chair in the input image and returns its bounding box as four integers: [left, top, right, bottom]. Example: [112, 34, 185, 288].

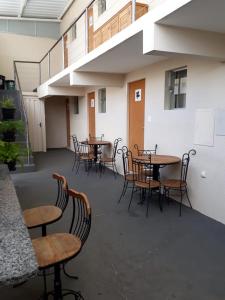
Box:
[117, 146, 136, 202]
[162, 149, 196, 216]
[32, 189, 91, 300]
[128, 155, 162, 217]
[99, 138, 122, 177]
[134, 143, 158, 156]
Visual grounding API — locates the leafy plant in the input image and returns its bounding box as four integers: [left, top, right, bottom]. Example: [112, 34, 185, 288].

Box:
[1, 98, 15, 109]
[0, 141, 24, 166]
[0, 120, 24, 134]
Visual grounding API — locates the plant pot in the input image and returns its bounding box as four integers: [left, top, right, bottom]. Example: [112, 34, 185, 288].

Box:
[6, 160, 16, 171]
[1, 108, 16, 120]
[2, 130, 16, 142]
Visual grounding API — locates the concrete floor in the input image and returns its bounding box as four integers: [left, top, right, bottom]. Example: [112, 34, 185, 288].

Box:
[2, 148, 225, 300]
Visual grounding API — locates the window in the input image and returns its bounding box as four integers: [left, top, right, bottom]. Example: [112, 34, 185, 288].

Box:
[165, 67, 187, 110]
[74, 96, 79, 114]
[98, 0, 106, 16]
[71, 23, 77, 41]
[98, 88, 106, 113]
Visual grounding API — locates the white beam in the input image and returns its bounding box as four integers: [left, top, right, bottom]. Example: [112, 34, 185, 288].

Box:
[58, 0, 75, 20]
[18, 0, 28, 18]
[0, 16, 61, 23]
[70, 72, 125, 87]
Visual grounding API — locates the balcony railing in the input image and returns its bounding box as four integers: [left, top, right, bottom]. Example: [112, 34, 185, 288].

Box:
[15, 0, 149, 89]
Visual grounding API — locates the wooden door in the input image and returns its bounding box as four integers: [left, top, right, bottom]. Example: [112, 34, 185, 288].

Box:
[66, 98, 70, 147]
[88, 7, 94, 52]
[63, 34, 68, 68]
[88, 92, 96, 137]
[128, 79, 145, 152]
[24, 96, 46, 152]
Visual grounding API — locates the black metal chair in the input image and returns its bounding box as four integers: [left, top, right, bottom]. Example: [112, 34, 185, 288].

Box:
[72, 135, 80, 171]
[32, 189, 91, 300]
[99, 138, 122, 177]
[162, 149, 196, 216]
[128, 155, 162, 217]
[134, 143, 158, 156]
[117, 146, 136, 202]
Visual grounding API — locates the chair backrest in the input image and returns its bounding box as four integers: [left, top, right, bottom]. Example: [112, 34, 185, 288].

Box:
[52, 173, 69, 212]
[134, 144, 158, 156]
[132, 155, 155, 187]
[117, 146, 133, 178]
[112, 138, 122, 159]
[72, 135, 79, 154]
[180, 149, 196, 182]
[68, 189, 91, 247]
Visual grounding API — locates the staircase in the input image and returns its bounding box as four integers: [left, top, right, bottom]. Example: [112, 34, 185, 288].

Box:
[0, 89, 36, 173]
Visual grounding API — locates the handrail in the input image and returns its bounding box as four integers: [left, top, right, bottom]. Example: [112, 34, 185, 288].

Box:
[40, 0, 96, 64]
[14, 61, 31, 165]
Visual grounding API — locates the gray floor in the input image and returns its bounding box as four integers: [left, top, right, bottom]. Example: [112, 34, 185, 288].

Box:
[2, 148, 225, 300]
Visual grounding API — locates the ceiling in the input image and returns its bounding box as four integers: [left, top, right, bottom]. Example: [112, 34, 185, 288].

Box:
[158, 0, 225, 34]
[0, 0, 74, 21]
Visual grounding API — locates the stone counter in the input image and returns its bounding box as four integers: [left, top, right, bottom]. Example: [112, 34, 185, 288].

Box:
[0, 167, 38, 286]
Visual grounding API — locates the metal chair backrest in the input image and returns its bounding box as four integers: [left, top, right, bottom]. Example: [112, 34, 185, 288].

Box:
[68, 189, 91, 247]
[134, 144, 158, 156]
[112, 138, 122, 159]
[89, 134, 104, 141]
[52, 173, 69, 213]
[72, 135, 80, 155]
[180, 149, 196, 182]
[132, 155, 155, 188]
[117, 146, 133, 178]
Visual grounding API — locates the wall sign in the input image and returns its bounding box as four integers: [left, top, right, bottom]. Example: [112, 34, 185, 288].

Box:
[135, 89, 142, 102]
[91, 99, 95, 108]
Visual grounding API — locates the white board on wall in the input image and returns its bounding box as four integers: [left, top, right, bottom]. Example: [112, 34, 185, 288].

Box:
[194, 109, 215, 147]
[215, 109, 225, 136]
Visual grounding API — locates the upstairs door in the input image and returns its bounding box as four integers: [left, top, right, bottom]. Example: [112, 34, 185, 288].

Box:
[88, 92, 96, 137]
[63, 34, 68, 68]
[88, 7, 94, 52]
[128, 79, 145, 152]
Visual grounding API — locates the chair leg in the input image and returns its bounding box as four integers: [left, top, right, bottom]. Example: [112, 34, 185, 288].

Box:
[72, 156, 77, 171]
[185, 187, 192, 209]
[128, 185, 135, 211]
[62, 263, 78, 280]
[146, 189, 151, 217]
[54, 264, 63, 300]
[118, 180, 127, 203]
[158, 188, 163, 212]
[76, 159, 80, 174]
[180, 190, 183, 217]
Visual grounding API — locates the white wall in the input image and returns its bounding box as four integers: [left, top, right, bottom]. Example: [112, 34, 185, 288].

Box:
[0, 33, 56, 80]
[45, 97, 67, 148]
[69, 56, 225, 224]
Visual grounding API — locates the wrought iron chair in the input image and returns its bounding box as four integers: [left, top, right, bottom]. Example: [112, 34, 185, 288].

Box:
[128, 155, 162, 217]
[99, 138, 122, 177]
[162, 149, 196, 216]
[117, 146, 136, 202]
[32, 189, 91, 300]
[89, 133, 104, 159]
[72, 135, 80, 171]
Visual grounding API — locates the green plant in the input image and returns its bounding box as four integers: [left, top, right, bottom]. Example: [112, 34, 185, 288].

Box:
[1, 98, 15, 109]
[0, 120, 24, 134]
[0, 141, 24, 166]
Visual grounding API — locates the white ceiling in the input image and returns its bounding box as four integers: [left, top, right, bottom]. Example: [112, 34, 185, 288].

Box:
[158, 0, 225, 34]
[0, 0, 73, 20]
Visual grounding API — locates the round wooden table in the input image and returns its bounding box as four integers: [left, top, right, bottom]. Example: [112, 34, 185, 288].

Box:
[133, 154, 181, 180]
[82, 140, 111, 161]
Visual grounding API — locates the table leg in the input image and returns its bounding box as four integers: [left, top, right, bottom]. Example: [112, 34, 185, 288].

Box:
[94, 145, 98, 162]
[153, 165, 160, 181]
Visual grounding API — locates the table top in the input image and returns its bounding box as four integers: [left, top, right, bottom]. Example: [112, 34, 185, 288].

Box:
[81, 140, 111, 146]
[0, 168, 38, 287]
[133, 154, 181, 165]
[23, 205, 62, 229]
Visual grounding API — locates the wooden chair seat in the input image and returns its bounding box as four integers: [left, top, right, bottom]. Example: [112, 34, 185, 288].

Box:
[32, 233, 82, 269]
[23, 205, 62, 229]
[162, 179, 186, 189]
[135, 179, 160, 189]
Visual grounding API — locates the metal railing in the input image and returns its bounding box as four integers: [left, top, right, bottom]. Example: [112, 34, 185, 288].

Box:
[15, 0, 149, 88]
[14, 61, 32, 165]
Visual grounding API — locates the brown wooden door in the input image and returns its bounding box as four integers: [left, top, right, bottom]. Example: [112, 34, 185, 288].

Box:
[128, 79, 145, 152]
[88, 7, 94, 52]
[88, 92, 96, 137]
[63, 34, 68, 68]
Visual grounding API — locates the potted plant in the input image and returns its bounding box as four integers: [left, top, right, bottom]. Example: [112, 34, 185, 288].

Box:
[1, 98, 16, 120]
[0, 120, 24, 142]
[0, 141, 24, 171]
